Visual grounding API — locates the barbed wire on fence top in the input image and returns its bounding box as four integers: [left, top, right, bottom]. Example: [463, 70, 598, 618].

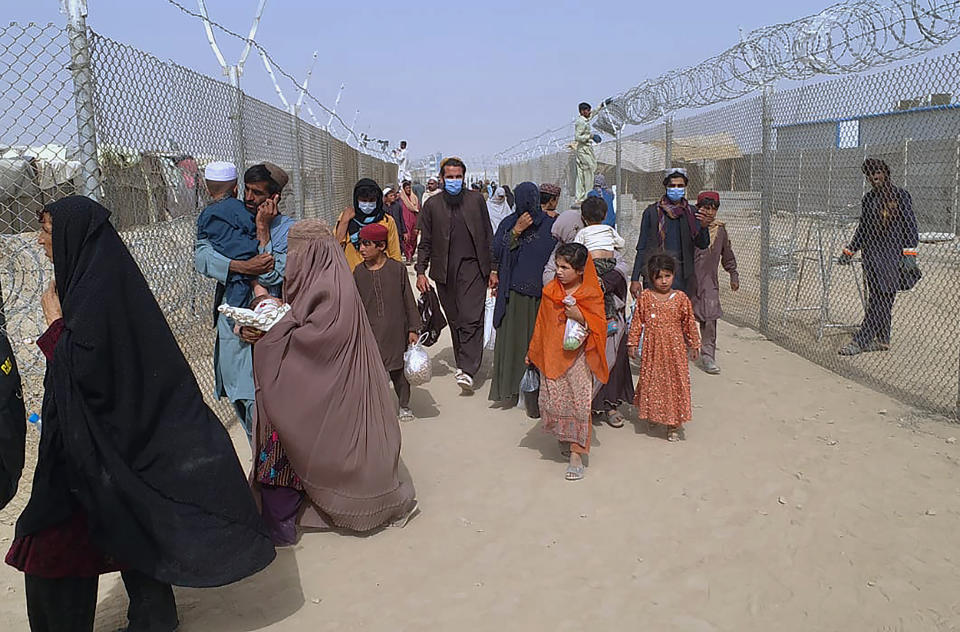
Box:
[162, 0, 395, 162]
[497, 0, 960, 164]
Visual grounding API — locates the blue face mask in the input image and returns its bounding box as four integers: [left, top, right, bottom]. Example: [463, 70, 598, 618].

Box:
[666, 187, 685, 202]
[357, 201, 377, 214]
[444, 178, 463, 195]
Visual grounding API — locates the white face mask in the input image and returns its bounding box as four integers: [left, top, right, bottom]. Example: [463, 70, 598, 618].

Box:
[357, 201, 377, 213]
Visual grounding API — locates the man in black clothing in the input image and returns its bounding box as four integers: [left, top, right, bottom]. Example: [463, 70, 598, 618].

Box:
[630, 167, 710, 298]
[415, 157, 494, 394]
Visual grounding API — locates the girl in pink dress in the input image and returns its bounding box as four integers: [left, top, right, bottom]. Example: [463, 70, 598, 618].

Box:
[627, 254, 701, 441]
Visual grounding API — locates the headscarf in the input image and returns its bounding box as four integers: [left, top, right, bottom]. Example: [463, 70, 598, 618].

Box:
[527, 253, 609, 382]
[18, 196, 275, 587]
[399, 182, 420, 213]
[656, 195, 699, 246]
[594, 174, 607, 190]
[491, 182, 557, 327]
[502, 185, 515, 209]
[254, 220, 415, 532]
[348, 178, 386, 249]
[487, 186, 512, 233]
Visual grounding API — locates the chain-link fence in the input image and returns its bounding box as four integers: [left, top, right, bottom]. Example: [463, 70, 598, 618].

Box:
[501, 47, 960, 418]
[0, 22, 398, 423]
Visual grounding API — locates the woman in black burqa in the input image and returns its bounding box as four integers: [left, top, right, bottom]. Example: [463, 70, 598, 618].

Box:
[4, 196, 275, 631]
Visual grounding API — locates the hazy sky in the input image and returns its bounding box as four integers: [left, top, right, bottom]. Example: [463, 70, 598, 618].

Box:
[10, 0, 960, 162]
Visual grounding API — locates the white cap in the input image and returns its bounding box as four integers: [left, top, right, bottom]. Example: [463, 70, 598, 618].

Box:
[204, 161, 238, 182]
[383, 186, 394, 194]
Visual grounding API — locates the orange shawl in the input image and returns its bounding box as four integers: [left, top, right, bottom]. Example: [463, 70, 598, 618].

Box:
[527, 255, 609, 382]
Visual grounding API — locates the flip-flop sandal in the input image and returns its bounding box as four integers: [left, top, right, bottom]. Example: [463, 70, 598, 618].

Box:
[565, 464, 584, 481]
[605, 411, 625, 428]
[389, 500, 420, 528]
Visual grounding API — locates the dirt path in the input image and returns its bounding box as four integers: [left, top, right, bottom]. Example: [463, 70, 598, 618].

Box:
[2, 321, 959, 631]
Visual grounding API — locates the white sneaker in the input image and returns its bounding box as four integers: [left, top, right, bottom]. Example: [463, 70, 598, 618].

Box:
[455, 368, 464, 379]
[456, 372, 474, 394]
[399, 407, 415, 421]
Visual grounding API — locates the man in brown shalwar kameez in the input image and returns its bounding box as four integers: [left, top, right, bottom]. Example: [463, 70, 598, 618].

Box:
[691, 191, 739, 375]
[415, 157, 494, 394]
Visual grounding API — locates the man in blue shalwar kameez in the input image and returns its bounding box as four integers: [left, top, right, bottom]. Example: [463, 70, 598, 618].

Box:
[194, 162, 296, 441]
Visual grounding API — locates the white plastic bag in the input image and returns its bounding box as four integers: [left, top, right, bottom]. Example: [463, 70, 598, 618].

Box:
[562, 319, 589, 351]
[403, 335, 432, 386]
[517, 366, 541, 418]
[483, 292, 496, 351]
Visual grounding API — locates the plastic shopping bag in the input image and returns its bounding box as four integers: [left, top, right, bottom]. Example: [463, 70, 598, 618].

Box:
[517, 366, 541, 419]
[403, 335, 432, 386]
[562, 319, 589, 351]
[483, 292, 496, 351]
[417, 287, 447, 347]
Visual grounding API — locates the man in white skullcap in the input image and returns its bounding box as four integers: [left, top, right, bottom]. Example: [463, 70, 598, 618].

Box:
[422, 176, 441, 205]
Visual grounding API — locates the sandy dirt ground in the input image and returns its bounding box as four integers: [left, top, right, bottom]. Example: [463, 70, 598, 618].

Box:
[2, 321, 960, 631]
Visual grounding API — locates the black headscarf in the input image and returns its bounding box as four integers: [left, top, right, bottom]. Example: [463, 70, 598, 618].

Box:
[348, 178, 386, 249]
[16, 196, 275, 587]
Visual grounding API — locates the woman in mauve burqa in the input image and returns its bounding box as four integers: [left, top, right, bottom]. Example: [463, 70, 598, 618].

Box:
[252, 220, 417, 543]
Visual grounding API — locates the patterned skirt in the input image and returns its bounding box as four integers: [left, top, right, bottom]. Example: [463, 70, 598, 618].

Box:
[539, 352, 592, 451]
[255, 416, 303, 490]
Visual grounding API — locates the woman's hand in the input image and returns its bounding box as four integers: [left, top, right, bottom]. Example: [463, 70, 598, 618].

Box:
[41, 280, 62, 327]
[512, 212, 533, 236]
[239, 326, 264, 344]
[730, 278, 740, 291]
[627, 345, 638, 359]
[408, 331, 420, 346]
[687, 348, 699, 362]
[524, 354, 530, 366]
[564, 304, 585, 324]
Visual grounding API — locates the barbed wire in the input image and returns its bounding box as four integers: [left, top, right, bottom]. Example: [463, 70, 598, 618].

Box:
[162, 0, 394, 161]
[498, 0, 960, 163]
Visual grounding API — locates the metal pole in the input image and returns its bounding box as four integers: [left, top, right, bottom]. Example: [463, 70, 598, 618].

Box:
[759, 85, 774, 334]
[952, 134, 959, 238]
[226, 65, 247, 176]
[664, 116, 673, 169]
[61, 0, 100, 200]
[615, 126, 623, 233]
[292, 106, 306, 219]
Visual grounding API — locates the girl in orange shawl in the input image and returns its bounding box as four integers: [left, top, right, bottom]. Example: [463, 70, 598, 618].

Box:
[527, 243, 608, 480]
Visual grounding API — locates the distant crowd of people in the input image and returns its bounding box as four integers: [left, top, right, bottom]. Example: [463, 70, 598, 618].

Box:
[0, 148, 920, 630]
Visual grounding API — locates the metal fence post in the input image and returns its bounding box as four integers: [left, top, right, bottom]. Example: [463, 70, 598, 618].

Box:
[226, 66, 247, 176]
[664, 116, 673, 169]
[615, 126, 623, 233]
[292, 106, 306, 219]
[61, 0, 100, 200]
[759, 85, 774, 334]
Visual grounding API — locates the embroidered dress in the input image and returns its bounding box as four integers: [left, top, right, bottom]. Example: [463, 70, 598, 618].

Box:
[628, 290, 700, 427]
[539, 351, 593, 451]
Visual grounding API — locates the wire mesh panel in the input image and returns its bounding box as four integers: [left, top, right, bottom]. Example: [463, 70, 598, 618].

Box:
[500, 47, 960, 417]
[0, 23, 76, 413]
[0, 25, 399, 430]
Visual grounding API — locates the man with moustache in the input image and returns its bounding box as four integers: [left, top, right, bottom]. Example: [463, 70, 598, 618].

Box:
[415, 157, 494, 394]
[194, 162, 296, 439]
